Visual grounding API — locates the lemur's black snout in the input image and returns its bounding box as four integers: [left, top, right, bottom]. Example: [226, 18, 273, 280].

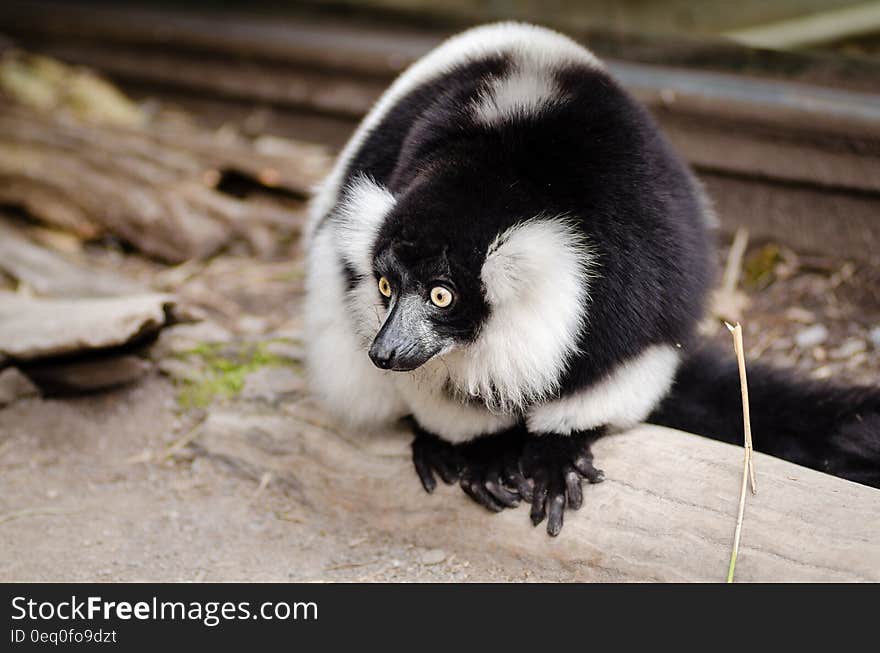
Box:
[368, 338, 433, 372]
[368, 343, 395, 369]
[369, 294, 444, 372]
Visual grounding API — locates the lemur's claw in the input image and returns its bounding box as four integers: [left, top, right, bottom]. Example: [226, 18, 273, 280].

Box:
[413, 453, 437, 493]
[412, 429, 462, 494]
[484, 461, 520, 507]
[461, 473, 506, 512]
[529, 474, 548, 526]
[564, 465, 583, 509]
[503, 449, 533, 501]
[547, 488, 566, 537]
[521, 431, 602, 536]
[455, 433, 524, 512]
[573, 450, 605, 484]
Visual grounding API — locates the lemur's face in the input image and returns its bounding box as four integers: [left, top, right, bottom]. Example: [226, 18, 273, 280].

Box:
[368, 240, 488, 372]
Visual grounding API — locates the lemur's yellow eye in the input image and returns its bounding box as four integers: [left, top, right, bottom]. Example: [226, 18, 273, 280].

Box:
[430, 286, 453, 308]
[378, 276, 392, 298]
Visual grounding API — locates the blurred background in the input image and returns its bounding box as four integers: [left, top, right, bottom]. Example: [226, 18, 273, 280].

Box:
[0, 1, 878, 581]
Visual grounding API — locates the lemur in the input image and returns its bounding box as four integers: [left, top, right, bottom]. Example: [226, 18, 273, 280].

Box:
[304, 22, 880, 535]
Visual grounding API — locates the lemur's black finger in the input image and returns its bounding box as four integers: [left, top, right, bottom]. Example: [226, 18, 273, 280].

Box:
[572, 453, 605, 484]
[530, 475, 548, 526]
[564, 465, 583, 510]
[413, 450, 437, 494]
[484, 461, 519, 508]
[434, 452, 460, 485]
[461, 476, 504, 513]
[503, 452, 533, 501]
[546, 475, 566, 536]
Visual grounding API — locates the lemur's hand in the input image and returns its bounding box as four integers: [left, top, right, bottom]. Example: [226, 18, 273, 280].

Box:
[520, 432, 605, 536]
[456, 432, 530, 512]
[411, 427, 530, 512]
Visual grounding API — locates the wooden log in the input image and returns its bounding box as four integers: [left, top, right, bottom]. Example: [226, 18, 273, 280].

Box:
[193, 403, 880, 582]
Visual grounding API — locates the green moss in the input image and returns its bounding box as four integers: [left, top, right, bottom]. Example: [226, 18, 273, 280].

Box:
[743, 244, 783, 290]
[174, 340, 295, 410]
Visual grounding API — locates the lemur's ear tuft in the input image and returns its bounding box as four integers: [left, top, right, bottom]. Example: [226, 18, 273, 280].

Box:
[481, 217, 593, 306]
[334, 175, 396, 275]
[450, 217, 596, 411]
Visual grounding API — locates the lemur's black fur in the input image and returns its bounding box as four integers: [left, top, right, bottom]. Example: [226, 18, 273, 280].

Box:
[651, 345, 880, 488]
[305, 23, 880, 535]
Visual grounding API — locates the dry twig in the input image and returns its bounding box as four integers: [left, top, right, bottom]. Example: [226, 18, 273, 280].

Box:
[725, 321, 757, 583]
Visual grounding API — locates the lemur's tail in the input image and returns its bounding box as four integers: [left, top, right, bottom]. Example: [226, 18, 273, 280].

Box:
[648, 345, 880, 488]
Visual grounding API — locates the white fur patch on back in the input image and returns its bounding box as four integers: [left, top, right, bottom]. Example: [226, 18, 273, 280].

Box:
[473, 61, 564, 124]
[443, 217, 595, 412]
[333, 175, 396, 276]
[526, 344, 681, 434]
[306, 22, 602, 241]
[472, 45, 581, 124]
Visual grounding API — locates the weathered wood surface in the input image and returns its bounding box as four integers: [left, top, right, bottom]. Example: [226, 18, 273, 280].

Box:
[195, 404, 880, 582]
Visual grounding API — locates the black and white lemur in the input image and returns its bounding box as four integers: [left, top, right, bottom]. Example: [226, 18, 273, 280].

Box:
[304, 23, 880, 535]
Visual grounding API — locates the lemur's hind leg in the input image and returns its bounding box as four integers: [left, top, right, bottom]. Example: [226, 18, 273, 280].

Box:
[411, 423, 530, 512]
[520, 430, 605, 536]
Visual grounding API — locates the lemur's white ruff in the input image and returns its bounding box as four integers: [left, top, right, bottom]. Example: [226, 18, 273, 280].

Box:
[527, 345, 681, 434]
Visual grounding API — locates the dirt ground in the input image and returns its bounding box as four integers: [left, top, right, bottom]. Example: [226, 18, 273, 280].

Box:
[0, 375, 524, 582]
